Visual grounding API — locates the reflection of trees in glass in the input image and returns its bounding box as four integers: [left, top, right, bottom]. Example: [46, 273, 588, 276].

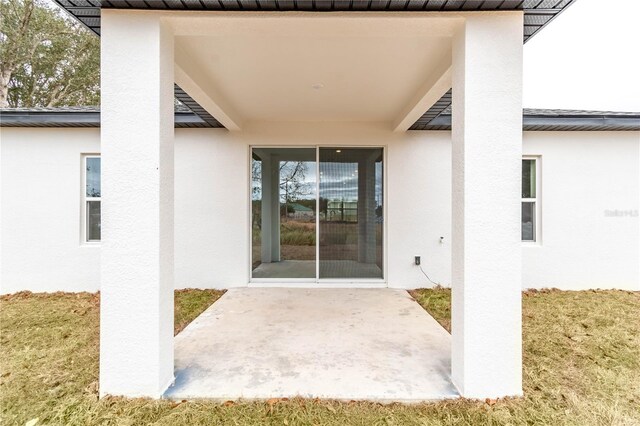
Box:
[522, 159, 535, 198]
[86, 163, 100, 197]
[279, 161, 311, 218]
[251, 159, 261, 200]
[251, 159, 313, 221]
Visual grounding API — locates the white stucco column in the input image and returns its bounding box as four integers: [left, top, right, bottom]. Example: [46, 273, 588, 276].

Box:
[451, 13, 523, 399]
[100, 12, 175, 398]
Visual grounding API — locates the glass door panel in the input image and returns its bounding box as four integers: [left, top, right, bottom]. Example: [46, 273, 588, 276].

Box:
[318, 148, 383, 279]
[251, 148, 316, 279]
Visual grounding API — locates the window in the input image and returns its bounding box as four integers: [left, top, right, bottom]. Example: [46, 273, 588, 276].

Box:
[84, 155, 101, 242]
[522, 158, 538, 242]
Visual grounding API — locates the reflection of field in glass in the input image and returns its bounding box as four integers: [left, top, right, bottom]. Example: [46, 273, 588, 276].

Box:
[251, 219, 383, 270]
[281, 219, 316, 246]
[281, 218, 316, 262]
[252, 218, 316, 268]
[320, 222, 383, 268]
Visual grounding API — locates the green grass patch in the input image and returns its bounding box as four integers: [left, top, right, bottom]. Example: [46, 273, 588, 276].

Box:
[1, 288, 639, 425]
[174, 289, 225, 334]
[409, 287, 451, 331]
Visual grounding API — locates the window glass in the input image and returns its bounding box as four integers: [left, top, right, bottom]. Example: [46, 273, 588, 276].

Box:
[251, 148, 316, 279]
[85, 156, 101, 242]
[522, 159, 535, 199]
[319, 148, 383, 279]
[250, 148, 384, 281]
[521, 201, 535, 241]
[87, 201, 101, 241]
[86, 157, 101, 197]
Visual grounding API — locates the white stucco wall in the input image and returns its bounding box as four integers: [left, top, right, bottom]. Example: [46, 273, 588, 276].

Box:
[1, 128, 101, 293]
[521, 132, 640, 290]
[173, 122, 450, 290]
[1, 126, 638, 293]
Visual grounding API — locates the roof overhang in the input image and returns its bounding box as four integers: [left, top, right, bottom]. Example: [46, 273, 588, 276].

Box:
[422, 109, 640, 131]
[54, 0, 575, 42]
[3, 108, 638, 131]
[0, 107, 214, 128]
[53, 0, 576, 130]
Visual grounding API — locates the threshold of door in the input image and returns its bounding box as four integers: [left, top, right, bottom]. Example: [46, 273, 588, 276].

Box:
[249, 281, 387, 289]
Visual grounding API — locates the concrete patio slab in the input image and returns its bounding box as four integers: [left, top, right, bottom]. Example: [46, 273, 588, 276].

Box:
[164, 288, 458, 402]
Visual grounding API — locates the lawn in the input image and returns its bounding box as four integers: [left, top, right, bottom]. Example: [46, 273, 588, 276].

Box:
[1, 288, 639, 426]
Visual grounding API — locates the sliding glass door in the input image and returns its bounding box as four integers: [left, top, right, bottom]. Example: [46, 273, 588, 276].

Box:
[318, 148, 383, 279]
[251, 147, 383, 281]
[252, 148, 317, 279]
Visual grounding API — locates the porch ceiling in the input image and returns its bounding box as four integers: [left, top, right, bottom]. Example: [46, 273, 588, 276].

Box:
[54, 0, 576, 130]
[176, 30, 451, 124]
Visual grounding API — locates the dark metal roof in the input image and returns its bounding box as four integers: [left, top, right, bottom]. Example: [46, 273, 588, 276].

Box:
[52, 0, 577, 131]
[53, 0, 575, 43]
[418, 108, 640, 131]
[2, 107, 638, 131]
[0, 105, 215, 128]
[174, 84, 224, 127]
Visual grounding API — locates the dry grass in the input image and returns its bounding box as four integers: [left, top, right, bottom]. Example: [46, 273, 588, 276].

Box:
[280, 220, 316, 246]
[1, 288, 639, 426]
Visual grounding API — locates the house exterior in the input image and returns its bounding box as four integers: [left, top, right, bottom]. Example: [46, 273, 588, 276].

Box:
[286, 202, 315, 219]
[2, 107, 638, 293]
[1, 0, 639, 401]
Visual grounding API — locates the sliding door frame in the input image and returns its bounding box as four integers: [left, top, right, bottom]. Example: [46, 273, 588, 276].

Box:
[248, 144, 387, 288]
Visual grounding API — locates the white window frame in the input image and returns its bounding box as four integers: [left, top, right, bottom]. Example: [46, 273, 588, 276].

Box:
[522, 156, 541, 244]
[82, 154, 101, 244]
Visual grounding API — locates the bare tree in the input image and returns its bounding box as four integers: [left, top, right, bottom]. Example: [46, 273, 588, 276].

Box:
[279, 161, 311, 217]
[251, 158, 311, 218]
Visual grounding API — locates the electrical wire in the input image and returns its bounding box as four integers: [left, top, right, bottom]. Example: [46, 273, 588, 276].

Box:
[418, 264, 440, 286]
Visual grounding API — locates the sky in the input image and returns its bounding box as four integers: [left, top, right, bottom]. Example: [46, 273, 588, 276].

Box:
[523, 0, 640, 112]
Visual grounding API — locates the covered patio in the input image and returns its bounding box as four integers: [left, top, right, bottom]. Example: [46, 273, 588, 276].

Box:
[165, 288, 457, 402]
[97, 8, 523, 401]
[69, 0, 578, 402]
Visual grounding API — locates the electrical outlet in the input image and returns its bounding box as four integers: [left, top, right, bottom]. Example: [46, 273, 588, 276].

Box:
[415, 256, 421, 266]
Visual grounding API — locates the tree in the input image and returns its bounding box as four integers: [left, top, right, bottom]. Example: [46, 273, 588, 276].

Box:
[279, 161, 311, 217]
[0, 0, 100, 108]
[251, 158, 312, 218]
